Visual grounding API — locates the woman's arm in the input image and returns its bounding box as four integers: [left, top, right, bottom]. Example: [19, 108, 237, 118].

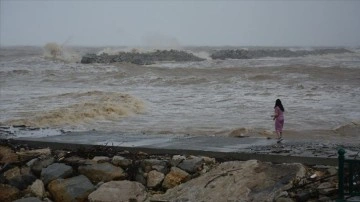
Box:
[272, 107, 279, 120]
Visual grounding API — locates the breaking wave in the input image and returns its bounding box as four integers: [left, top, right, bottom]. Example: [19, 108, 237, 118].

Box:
[2, 91, 145, 128]
[333, 121, 360, 136]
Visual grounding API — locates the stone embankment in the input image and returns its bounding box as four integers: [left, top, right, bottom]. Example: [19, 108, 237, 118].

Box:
[210, 48, 352, 60]
[80, 49, 205, 65]
[1, 141, 340, 202]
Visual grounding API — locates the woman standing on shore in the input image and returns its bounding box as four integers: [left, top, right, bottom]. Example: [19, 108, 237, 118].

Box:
[272, 99, 285, 142]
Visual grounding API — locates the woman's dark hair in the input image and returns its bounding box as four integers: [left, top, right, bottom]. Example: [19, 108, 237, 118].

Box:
[274, 99, 285, 112]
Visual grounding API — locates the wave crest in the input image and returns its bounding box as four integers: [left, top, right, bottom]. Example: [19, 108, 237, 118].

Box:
[333, 121, 360, 136]
[3, 91, 145, 128]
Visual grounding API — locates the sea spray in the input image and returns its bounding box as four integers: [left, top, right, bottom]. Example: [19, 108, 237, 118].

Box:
[43, 42, 81, 63]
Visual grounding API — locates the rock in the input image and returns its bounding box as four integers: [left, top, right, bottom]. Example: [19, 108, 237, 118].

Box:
[0, 146, 19, 164]
[162, 167, 190, 189]
[8, 174, 37, 190]
[275, 191, 289, 199]
[295, 191, 312, 202]
[16, 148, 51, 161]
[317, 182, 334, 190]
[141, 159, 168, 173]
[78, 162, 126, 183]
[177, 156, 204, 173]
[326, 167, 337, 176]
[152, 160, 306, 202]
[81, 54, 97, 64]
[13, 197, 43, 202]
[63, 156, 86, 164]
[26, 158, 38, 167]
[0, 184, 20, 202]
[31, 157, 55, 176]
[147, 170, 165, 188]
[92, 156, 110, 163]
[318, 188, 337, 196]
[111, 156, 132, 168]
[318, 196, 332, 202]
[210, 48, 352, 60]
[29, 179, 45, 198]
[170, 155, 186, 167]
[53, 150, 68, 159]
[20, 166, 31, 175]
[81, 50, 205, 65]
[202, 156, 216, 165]
[276, 198, 295, 202]
[48, 175, 94, 202]
[88, 180, 147, 202]
[3, 166, 21, 181]
[41, 163, 73, 185]
[200, 165, 210, 174]
[135, 168, 147, 186]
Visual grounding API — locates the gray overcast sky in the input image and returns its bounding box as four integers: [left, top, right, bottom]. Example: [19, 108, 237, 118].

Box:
[1, 0, 360, 47]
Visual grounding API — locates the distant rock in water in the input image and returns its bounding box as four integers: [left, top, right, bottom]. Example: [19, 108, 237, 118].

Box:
[81, 49, 205, 65]
[210, 48, 353, 60]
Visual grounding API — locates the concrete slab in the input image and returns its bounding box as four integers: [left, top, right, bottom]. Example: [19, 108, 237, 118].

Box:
[1, 128, 358, 166]
[14, 131, 274, 153]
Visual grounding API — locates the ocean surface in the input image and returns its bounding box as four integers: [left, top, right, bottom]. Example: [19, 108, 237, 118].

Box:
[1, 45, 360, 138]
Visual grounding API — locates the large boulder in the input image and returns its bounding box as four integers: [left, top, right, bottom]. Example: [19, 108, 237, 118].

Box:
[0, 146, 19, 164]
[29, 179, 45, 198]
[177, 156, 204, 173]
[13, 197, 42, 202]
[41, 163, 73, 185]
[92, 156, 110, 163]
[0, 184, 20, 202]
[152, 160, 306, 202]
[78, 162, 126, 183]
[16, 148, 51, 162]
[88, 180, 147, 202]
[48, 175, 94, 202]
[63, 156, 86, 164]
[31, 157, 55, 176]
[170, 155, 186, 167]
[147, 170, 165, 188]
[162, 167, 190, 189]
[111, 155, 132, 168]
[3, 166, 21, 181]
[8, 174, 37, 190]
[141, 159, 168, 173]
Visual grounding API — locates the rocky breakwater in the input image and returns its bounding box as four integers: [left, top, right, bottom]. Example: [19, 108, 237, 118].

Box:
[0, 141, 341, 202]
[210, 48, 353, 60]
[81, 49, 205, 65]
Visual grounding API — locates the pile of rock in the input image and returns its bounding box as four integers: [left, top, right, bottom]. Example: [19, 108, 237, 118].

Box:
[0, 142, 341, 202]
[81, 49, 205, 65]
[0, 144, 216, 202]
[210, 48, 352, 60]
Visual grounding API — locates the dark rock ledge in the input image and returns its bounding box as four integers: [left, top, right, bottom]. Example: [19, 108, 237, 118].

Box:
[81, 49, 205, 65]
